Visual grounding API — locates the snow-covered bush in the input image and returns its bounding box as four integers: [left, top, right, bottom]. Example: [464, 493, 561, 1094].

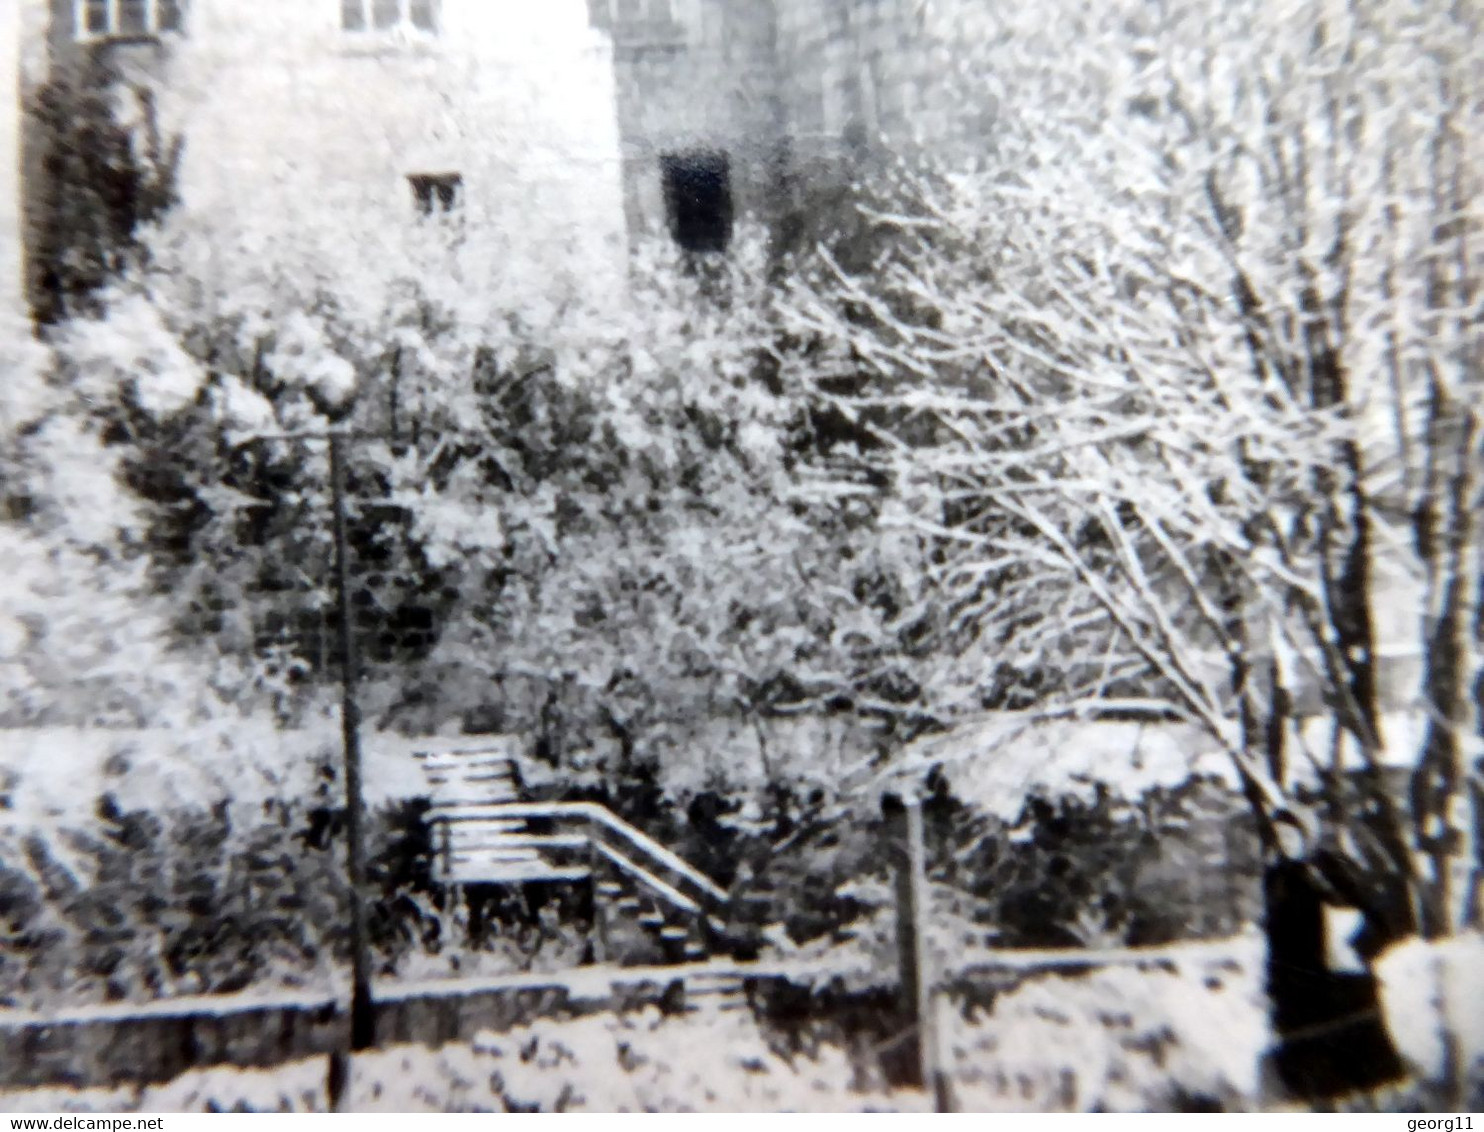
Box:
[8, 195, 913, 789]
[0, 323, 225, 729]
[0, 1006, 908, 1113]
[0, 792, 453, 1010]
[944, 936, 1269, 1111]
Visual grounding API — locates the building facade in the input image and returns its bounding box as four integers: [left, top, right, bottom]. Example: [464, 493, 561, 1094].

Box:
[19, 0, 636, 314]
[591, 0, 940, 251]
[13, 0, 957, 313]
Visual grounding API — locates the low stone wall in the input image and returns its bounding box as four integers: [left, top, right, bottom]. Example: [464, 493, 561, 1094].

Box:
[0, 967, 784, 1092]
[0, 992, 342, 1091]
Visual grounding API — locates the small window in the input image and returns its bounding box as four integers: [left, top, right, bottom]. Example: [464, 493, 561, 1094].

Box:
[119, 0, 148, 34]
[342, 0, 439, 32]
[76, 0, 183, 39]
[408, 173, 462, 217]
[661, 151, 733, 253]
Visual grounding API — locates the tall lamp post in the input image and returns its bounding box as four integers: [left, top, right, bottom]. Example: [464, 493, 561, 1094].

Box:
[236, 429, 375, 1059]
[327, 431, 375, 1052]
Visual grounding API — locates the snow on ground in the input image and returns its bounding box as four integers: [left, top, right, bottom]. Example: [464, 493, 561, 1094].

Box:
[896, 713, 1429, 820]
[1, 708, 1432, 837]
[0, 1004, 920, 1113]
[0, 714, 881, 834]
[946, 931, 1269, 1111]
[0, 939, 1269, 1112]
[1375, 932, 1484, 1086]
[0, 721, 449, 831]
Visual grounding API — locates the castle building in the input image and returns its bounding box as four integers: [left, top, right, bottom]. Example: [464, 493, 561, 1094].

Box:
[13, 0, 945, 317]
[18, 0, 635, 314]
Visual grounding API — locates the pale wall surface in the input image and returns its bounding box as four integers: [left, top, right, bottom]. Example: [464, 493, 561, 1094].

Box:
[37, 0, 629, 312]
[0, 0, 21, 327]
[18, 0, 991, 288]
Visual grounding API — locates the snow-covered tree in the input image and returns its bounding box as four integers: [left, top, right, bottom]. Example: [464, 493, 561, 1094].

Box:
[785, 0, 1483, 938]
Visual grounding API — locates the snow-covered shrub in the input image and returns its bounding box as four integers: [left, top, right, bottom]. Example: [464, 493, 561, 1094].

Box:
[0, 326, 224, 729]
[7, 206, 907, 764]
[0, 953, 1269, 1113]
[943, 935, 1269, 1111]
[0, 793, 455, 1010]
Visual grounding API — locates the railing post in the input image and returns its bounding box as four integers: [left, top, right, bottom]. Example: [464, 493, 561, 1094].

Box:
[588, 837, 609, 964]
[883, 792, 952, 1110]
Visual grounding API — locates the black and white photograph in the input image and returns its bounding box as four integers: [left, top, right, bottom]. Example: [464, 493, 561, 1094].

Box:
[0, 0, 1480, 1114]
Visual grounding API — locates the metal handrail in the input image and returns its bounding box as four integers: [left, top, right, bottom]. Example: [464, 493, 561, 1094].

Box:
[427, 800, 729, 909]
[592, 842, 702, 916]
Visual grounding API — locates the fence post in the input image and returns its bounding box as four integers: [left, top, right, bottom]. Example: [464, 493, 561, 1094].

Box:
[883, 793, 952, 1110]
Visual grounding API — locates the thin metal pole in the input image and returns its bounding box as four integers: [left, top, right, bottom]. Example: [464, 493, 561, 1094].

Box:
[329, 432, 375, 1053]
[904, 798, 953, 1112]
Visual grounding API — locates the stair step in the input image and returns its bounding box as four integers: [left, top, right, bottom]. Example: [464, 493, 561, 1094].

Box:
[437, 863, 592, 885]
[596, 882, 625, 897]
[687, 998, 747, 1014]
[658, 925, 689, 940]
[639, 914, 666, 928]
[689, 979, 744, 994]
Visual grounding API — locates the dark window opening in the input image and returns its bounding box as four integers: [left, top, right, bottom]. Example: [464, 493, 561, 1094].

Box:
[372, 0, 401, 29]
[661, 152, 733, 253]
[341, 0, 366, 30]
[119, 0, 149, 34]
[409, 0, 438, 30]
[409, 173, 463, 216]
[85, 0, 110, 34]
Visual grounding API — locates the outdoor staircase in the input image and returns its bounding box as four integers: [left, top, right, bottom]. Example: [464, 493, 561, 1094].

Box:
[682, 970, 749, 1016]
[417, 745, 731, 963]
[593, 875, 712, 964]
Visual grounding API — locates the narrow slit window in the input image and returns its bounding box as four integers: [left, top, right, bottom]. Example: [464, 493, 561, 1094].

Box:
[119, 0, 149, 34]
[84, 0, 110, 34]
[661, 151, 733, 253]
